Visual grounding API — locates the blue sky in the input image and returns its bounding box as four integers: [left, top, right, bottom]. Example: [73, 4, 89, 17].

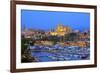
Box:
[21, 10, 90, 31]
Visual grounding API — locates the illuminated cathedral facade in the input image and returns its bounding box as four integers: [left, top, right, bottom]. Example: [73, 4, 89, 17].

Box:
[50, 24, 72, 36]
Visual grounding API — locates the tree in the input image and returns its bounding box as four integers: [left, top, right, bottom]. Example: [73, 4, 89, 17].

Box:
[64, 32, 79, 41]
[21, 38, 34, 62]
[47, 35, 59, 45]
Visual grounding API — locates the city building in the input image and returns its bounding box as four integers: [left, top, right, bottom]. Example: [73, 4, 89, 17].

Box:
[21, 29, 40, 38]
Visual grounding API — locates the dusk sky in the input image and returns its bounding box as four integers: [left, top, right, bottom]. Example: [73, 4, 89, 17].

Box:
[21, 10, 90, 31]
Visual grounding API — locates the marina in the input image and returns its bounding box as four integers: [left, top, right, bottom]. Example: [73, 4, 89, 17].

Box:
[29, 44, 90, 62]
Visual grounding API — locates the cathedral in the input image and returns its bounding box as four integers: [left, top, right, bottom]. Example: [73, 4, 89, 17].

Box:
[50, 24, 72, 36]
